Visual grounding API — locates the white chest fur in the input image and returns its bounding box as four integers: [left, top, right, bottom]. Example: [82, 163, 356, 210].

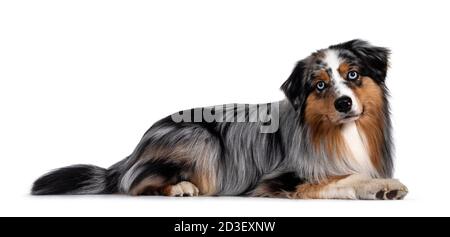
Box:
[341, 122, 377, 177]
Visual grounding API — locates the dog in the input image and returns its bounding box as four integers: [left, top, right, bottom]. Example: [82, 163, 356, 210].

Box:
[32, 39, 408, 200]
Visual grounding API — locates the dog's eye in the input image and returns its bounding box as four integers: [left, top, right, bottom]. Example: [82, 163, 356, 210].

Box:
[316, 81, 326, 91]
[347, 71, 359, 80]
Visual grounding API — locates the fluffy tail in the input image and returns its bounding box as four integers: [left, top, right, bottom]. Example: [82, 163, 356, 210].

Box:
[31, 164, 118, 195]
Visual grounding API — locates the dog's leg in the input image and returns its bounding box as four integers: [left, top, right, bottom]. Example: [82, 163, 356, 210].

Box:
[249, 172, 304, 198]
[121, 119, 222, 196]
[124, 161, 207, 196]
[290, 174, 408, 200]
[160, 181, 200, 197]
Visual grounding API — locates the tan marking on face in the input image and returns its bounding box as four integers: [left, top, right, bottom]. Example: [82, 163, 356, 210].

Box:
[353, 77, 385, 172]
[337, 63, 350, 77]
[313, 69, 331, 84]
[305, 88, 347, 159]
[338, 63, 360, 80]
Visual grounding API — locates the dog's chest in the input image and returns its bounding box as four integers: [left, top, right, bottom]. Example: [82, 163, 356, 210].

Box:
[341, 122, 376, 176]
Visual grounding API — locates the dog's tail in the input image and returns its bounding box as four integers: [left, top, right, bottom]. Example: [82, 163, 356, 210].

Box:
[31, 164, 119, 195]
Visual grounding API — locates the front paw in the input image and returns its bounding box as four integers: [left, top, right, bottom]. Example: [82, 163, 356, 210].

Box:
[355, 179, 408, 200]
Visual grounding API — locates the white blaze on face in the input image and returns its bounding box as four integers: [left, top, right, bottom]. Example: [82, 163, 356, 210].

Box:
[323, 50, 361, 114]
[323, 50, 374, 176]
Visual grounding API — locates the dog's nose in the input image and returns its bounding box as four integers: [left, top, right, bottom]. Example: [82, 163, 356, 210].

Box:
[334, 96, 352, 113]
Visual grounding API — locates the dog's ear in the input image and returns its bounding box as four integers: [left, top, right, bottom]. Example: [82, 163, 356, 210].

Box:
[333, 39, 390, 83]
[281, 60, 309, 110]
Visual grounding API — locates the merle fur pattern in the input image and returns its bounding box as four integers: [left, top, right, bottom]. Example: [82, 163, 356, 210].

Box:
[32, 39, 393, 196]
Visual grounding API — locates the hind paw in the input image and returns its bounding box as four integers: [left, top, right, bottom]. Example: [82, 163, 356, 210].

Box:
[162, 181, 200, 197]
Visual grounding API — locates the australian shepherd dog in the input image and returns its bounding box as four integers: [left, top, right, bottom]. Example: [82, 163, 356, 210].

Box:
[32, 39, 408, 200]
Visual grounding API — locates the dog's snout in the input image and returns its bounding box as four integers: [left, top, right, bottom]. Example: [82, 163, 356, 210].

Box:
[334, 96, 352, 113]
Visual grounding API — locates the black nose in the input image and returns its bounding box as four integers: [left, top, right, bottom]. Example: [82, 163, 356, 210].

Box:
[334, 96, 352, 113]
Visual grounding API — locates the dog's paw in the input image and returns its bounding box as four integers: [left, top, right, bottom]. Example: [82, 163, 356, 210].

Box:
[355, 179, 408, 200]
[162, 181, 200, 197]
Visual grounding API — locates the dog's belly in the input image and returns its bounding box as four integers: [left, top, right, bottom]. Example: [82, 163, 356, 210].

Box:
[341, 122, 377, 176]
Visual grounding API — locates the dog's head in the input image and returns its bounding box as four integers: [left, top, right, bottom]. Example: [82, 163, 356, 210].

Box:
[282, 39, 390, 126]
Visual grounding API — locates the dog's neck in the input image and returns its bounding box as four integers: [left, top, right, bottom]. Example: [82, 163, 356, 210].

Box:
[341, 122, 378, 177]
[279, 99, 392, 180]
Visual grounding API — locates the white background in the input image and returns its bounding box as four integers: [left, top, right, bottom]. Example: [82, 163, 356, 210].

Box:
[1, 0, 449, 217]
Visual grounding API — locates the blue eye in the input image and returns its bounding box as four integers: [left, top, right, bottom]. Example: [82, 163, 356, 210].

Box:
[347, 71, 359, 80]
[316, 81, 326, 91]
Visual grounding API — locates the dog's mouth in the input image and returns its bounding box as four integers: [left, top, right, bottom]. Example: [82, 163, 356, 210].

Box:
[337, 108, 364, 124]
